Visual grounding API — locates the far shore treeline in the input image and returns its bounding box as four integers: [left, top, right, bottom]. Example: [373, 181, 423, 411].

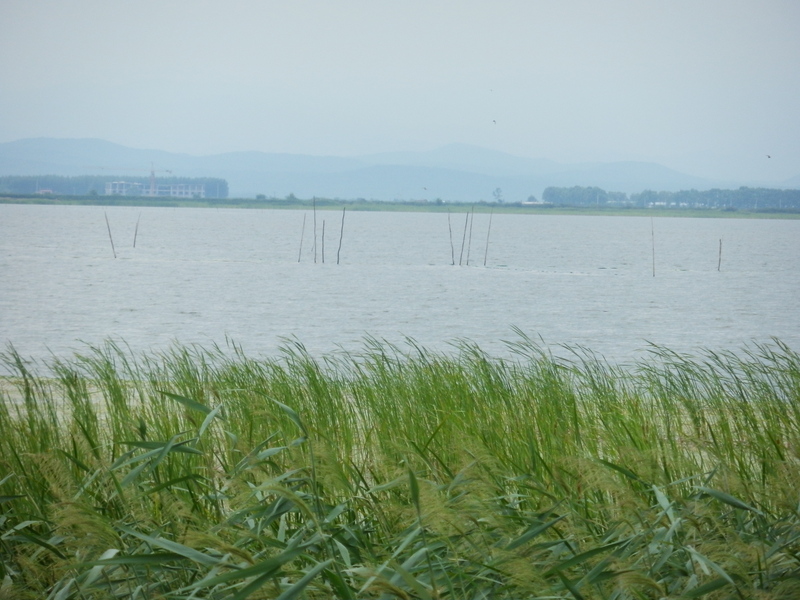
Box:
[2, 177, 800, 215]
[541, 185, 800, 211]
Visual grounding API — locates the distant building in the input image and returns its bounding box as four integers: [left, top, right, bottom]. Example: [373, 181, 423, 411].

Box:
[105, 181, 205, 198]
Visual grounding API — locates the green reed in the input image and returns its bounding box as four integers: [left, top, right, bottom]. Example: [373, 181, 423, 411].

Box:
[1, 337, 799, 598]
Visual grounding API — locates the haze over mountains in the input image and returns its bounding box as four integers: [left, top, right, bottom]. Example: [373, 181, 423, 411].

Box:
[1, 138, 797, 202]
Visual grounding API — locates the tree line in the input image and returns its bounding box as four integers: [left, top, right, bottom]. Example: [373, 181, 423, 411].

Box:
[541, 186, 800, 210]
[0, 175, 229, 198]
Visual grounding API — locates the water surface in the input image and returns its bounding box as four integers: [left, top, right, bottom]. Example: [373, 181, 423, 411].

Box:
[1, 204, 797, 366]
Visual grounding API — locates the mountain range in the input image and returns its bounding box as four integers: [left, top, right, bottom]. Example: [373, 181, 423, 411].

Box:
[1, 137, 797, 201]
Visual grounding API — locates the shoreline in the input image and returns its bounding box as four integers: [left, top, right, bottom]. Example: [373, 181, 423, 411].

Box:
[2, 194, 799, 219]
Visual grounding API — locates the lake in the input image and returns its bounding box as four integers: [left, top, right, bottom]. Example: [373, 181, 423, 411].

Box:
[1, 203, 798, 368]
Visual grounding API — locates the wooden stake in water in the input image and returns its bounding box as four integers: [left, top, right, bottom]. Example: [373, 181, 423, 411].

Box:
[484, 208, 494, 267]
[104, 212, 117, 259]
[466, 206, 475, 266]
[459, 212, 469, 265]
[718, 238, 722, 272]
[133, 212, 141, 248]
[337, 207, 346, 265]
[447, 211, 455, 265]
[298, 213, 306, 263]
[650, 217, 655, 277]
[321, 220, 326, 264]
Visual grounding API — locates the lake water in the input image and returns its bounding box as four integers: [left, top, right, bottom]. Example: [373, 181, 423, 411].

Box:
[1, 204, 798, 368]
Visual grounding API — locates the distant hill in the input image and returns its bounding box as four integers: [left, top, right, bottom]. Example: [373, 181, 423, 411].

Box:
[2, 137, 793, 202]
[784, 173, 800, 188]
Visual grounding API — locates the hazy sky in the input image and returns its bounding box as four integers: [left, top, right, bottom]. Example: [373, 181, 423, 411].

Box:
[2, 0, 799, 183]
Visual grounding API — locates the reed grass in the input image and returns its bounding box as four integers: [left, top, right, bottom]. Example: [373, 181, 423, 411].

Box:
[1, 337, 799, 599]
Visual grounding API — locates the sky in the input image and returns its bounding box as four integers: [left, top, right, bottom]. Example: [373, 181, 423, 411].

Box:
[1, 0, 799, 184]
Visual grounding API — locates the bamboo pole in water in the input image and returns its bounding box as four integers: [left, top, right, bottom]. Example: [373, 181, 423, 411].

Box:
[313, 198, 317, 264]
[321, 220, 326, 264]
[337, 207, 346, 265]
[104, 212, 117, 259]
[458, 212, 469, 266]
[448, 211, 455, 265]
[133, 212, 141, 248]
[466, 206, 475, 266]
[483, 208, 493, 267]
[718, 238, 722, 272]
[298, 213, 306, 263]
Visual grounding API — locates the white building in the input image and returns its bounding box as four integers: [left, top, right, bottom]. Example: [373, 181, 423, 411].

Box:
[105, 181, 205, 198]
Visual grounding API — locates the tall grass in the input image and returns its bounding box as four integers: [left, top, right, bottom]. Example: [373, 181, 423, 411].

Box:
[1, 337, 798, 598]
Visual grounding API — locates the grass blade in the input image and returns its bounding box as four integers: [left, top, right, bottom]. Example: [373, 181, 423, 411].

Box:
[505, 515, 566, 551]
[160, 390, 212, 415]
[118, 526, 220, 567]
[696, 486, 764, 515]
[274, 558, 334, 600]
